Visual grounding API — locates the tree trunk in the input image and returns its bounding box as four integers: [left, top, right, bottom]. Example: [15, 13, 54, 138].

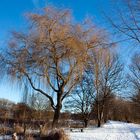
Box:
[52, 98, 62, 128]
[97, 101, 101, 127]
[23, 122, 26, 137]
[84, 119, 88, 128]
[52, 109, 60, 128]
[97, 110, 103, 127]
[97, 102, 104, 127]
[97, 119, 101, 127]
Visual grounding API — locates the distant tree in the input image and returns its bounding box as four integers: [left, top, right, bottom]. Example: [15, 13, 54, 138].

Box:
[0, 98, 15, 120]
[129, 53, 140, 95]
[90, 48, 123, 127]
[13, 103, 32, 135]
[129, 53, 140, 122]
[13, 103, 32, 120]
[28, 93, 53, 123]
[4, 7, 99, 127]
[28, 93, 51, 111]
[65, 70, 94, 127]
[0, 98, 14, 110]
[93, 91, 115, 123]
[131, 93, 140, 122]
[107, 97, 132, 122]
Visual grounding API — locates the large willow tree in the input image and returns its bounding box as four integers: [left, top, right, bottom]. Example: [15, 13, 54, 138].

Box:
[4, 7, 99, 127]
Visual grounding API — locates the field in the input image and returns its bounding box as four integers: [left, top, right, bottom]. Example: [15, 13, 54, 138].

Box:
[0, 121, 140, 140]
[69, 121, 140, 140]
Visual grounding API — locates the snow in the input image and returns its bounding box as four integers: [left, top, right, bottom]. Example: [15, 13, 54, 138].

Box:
[0, 121, 140, 140]
[0, 135, 11, 140]
[68, 121, 140, 140]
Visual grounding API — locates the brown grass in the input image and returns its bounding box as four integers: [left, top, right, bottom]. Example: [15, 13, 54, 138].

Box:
[0, 127, 13, 135]
[40, 123, 48, 136]
[41, 129, 69, 140]
[14, 125, 24, 134]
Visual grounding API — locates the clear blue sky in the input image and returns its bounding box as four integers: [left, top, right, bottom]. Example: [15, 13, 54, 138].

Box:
[0, 0, 136, 102]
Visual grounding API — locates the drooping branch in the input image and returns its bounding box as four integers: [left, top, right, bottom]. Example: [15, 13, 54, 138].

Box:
[24, 72, 56, 110]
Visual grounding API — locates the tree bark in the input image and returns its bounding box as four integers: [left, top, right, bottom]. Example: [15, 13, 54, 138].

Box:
[84, 119, 88, 128]
[97, 109, 103, 127]
[97, 119, 101, 127]
[97, 101, 101, 127]
[52, 108, 60, 128]
[52, 95, 62, 128]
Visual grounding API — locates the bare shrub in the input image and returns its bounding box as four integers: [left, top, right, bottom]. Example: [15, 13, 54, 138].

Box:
[0, 127, 13, 135]
[25, 134, 35, 140]
[14, 124, 24, 134]
[40, 123, 48, 136]
[41, 129, 69, 140]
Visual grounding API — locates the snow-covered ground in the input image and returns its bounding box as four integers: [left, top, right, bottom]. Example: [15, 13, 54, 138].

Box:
[69, 121, 140, 140]
[0, 121, 140, 140]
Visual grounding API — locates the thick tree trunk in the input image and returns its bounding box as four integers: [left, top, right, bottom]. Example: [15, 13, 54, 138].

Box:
[52, 108, 61, 128]
[52, 96, 62, 128]
[84, 119, 88, 128]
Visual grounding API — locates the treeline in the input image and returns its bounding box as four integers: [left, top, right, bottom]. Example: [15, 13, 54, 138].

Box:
[69, 95, 140, 127]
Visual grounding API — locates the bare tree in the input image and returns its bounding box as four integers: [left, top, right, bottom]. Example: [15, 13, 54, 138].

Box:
[28, 92, 53, 126]
[129, 53, 140, 93]
[128, 53, 140, 121]
[0, 98, 14, 110]
[106, 96, 132, 122]
[65, 70, 94, 127]
[107, 0, 140, 46]
[90, 48, 124, 127]
[13, 103, 32, 135]
[28, 93, 51, 111]
[4, 7, 99, 127]
[0, 99, 15, 132]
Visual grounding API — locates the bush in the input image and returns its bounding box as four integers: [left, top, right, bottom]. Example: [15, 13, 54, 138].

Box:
[40, 123, 48, 136]
[0, 127, 13, 135]
[41, 129, 69, 140]
[14, 125, 24, 134]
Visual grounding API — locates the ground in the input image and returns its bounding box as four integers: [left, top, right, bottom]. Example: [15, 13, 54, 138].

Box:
[69, 121, 140, 140]
[0, 121, 140, 140]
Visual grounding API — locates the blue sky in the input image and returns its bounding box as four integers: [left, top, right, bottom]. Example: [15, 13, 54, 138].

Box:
[0, 0, 115, 34]
[0, 0, 137, 102]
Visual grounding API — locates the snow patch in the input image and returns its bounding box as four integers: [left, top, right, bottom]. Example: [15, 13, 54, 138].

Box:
[69, 121, 140, 140]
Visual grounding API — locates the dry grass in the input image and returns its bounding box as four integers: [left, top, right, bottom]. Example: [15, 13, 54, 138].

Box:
[40, 123, 48, 136]
[14, 125, 24, 134]
[24, 134, 35, 140]
[41, 129, 69, 140]
[0, 127, 13, 135]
